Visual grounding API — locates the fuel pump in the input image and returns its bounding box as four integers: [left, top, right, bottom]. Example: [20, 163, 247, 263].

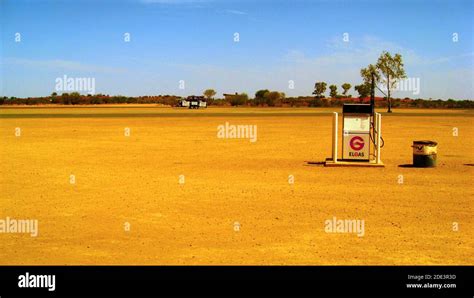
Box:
[326, 72, 384, 167]
[342, 104, 372, 161]
[342, 73, 383, 161]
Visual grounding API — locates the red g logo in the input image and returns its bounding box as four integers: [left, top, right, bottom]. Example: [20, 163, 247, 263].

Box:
[350, 136, 364, 151]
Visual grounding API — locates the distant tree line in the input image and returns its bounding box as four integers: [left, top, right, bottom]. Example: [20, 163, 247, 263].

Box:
[1, 92, 181, 106]
[2, 91, 472, 109]
[3, 71, 474, 110]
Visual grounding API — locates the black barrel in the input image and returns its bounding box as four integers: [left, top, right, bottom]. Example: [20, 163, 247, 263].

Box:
[412, 140, 437, 167]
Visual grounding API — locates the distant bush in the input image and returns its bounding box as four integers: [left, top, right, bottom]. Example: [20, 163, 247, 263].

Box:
[229, 93, 249, 106]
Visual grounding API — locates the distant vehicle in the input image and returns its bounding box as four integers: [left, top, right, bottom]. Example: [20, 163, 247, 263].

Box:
[178, 96, 207, 109]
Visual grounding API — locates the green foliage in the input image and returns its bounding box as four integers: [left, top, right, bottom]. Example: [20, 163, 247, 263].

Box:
[203, 89, 216, 105]
[229, 93, 249, 106]
[361, 51, 407, 112]
[329, 85, 338, 98]
[264, 91, 284, 107]
[354, 84, 371, 100]
[69, 92, 81, 105]
[341, 83, 351, 96]
[360, 64, 380, 85]
[312, 82, 327, 98]
[254, 89, 269, 106]
[253, 90, 285, 106]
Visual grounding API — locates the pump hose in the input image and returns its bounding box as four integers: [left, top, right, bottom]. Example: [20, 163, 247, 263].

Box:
[370, 121, 385, 148]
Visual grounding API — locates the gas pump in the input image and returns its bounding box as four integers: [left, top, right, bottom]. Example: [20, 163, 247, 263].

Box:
[325, 72, 384, 167]
[342, 104, 372, 161]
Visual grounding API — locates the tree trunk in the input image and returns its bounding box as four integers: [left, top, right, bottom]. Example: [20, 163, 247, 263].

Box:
[387, 77, 392, 113]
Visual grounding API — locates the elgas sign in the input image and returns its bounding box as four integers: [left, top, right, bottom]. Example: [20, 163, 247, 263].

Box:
[345, 134, 369, 160]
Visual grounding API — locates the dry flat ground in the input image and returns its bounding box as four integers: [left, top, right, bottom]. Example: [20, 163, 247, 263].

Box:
[0, 106, 472, 265]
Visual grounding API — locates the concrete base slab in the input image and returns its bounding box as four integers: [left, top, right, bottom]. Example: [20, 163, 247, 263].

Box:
[324, 158, 385, 167]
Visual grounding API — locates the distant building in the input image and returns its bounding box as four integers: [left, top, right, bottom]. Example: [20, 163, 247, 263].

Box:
[179, 96, 207, 109]
[179, 98, 190, 107]
[223, 92, 239, 101]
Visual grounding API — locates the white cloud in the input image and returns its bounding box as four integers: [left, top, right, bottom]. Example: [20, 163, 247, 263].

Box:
[223, 9, 247, 15]
[279, 36, 474, 99]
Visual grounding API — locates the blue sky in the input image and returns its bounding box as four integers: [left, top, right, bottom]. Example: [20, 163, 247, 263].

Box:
[1, 0, 473, 99]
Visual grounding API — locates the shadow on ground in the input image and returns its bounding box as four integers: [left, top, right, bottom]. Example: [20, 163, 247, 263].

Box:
[305, 161, 325, 166]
